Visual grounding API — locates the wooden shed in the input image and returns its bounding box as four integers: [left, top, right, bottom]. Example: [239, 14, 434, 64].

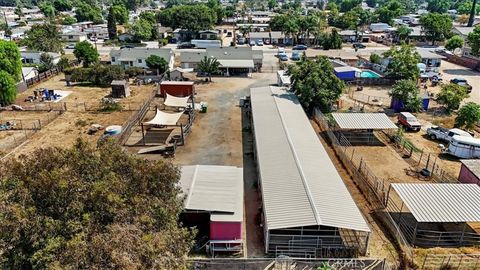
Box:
[159, 81, 195, 98]
[111, 80, 130, 98]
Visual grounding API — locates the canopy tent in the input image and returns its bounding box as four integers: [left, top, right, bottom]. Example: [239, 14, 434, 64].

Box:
[164, 93, 190, 108]
[144, 109, 183, 126]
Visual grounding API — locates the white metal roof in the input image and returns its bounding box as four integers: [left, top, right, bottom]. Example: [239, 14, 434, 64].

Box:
[250, 86, 370, 232]
[219, 59, 254, 68]
[392, 183, 480, 223]
[179, 165, 243, 222]
[331, 113, 398, 130]
[164, 93, 190, 108]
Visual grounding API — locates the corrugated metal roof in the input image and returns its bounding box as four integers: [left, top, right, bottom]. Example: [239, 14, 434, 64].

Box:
[392, 183, 480, 223]
[180, 165, 243, 222]
[461, 160, 480, 178]
[250, 86, 370, 232]
[331, 113, 398, 130]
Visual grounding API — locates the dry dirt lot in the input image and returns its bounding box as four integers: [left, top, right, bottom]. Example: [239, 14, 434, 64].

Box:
[1, 74, 156, 158]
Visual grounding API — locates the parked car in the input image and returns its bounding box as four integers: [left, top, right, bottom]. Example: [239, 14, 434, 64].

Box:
[426, 126, 472, 141]
[291, 50, 301, 60]
[65, 43, 75, 49]
[353, 43, 366, 49]
[249, 40, 255, 46]
[256, 40, 264, 46]
[292, 44, 307, 50]
[398, 112, 421, 132]
[445, 135, 480, 159]
[279, 53, 288, 61]
[177, 42, 194, 49]
[264, 39, 271, 45]
[450, 77, 473, 93]
[277, 47, 286, 56]
[237, 37, 246, 44]
[120, 45, 134, 49]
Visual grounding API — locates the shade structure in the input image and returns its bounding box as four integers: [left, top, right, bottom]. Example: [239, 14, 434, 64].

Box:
[392, 183, 480, 223]
[218, 59, 255, 68]
[164, 93, 190, 108]
[331, 113, 398, 130]
[144, 109, 183, 126]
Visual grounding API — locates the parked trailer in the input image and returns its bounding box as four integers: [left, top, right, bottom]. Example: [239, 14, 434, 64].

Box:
[445, 135, 480, 159]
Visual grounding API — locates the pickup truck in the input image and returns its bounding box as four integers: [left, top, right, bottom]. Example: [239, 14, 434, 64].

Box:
[398, 112, 421, 132]
[426, 126, 472, 142]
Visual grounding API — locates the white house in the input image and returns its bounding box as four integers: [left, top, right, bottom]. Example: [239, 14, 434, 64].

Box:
[21, 67, 38, 80]
[21, 50, 61, 65]
[60, 31, 88, 42]
[109, 48, 175, 70]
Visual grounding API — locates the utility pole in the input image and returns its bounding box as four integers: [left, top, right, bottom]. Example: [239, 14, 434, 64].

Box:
[467, 0, 478, 27]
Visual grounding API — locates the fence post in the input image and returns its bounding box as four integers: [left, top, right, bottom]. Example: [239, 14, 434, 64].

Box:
[38, 119, 41, 130]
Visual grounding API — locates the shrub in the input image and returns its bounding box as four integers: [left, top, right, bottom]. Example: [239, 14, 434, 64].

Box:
[125, 67, 145, 77]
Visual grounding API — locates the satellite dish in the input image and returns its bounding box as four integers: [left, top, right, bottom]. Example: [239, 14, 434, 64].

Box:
[454, 47, 463, 56]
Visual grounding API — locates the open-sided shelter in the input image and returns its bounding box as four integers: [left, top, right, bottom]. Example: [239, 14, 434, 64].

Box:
[250, 86, 370, 258]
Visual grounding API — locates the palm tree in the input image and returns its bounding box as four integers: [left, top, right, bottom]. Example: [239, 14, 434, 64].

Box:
[198, 56, 220, 82]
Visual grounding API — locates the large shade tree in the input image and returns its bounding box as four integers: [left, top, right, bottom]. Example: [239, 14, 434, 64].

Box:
[0, 70, 17, 106]
[0, 139, 195, 269]
[420, 13, 453, 46]
[389, 79, 422, 112]
[158, 4, 217, 37]
[467, 25, 480, 57]
[0, 40, 22, 81]
[437, 83, 469, 112]
[383, 44, 421, 80]
[288, 56, 345, 113]
[455, 102, 480, 130]
[21, 23, 63, 53]
[146, 55, 168, 75]
[73, 41, 99, 67]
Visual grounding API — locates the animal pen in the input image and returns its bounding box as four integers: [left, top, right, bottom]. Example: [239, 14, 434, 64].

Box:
[250, 86, 371, 258]
[386, 183, 480, 248]
[330, 113, 398, 146]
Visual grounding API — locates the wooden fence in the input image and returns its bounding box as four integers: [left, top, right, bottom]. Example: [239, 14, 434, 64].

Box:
[24, 60, 80, 88]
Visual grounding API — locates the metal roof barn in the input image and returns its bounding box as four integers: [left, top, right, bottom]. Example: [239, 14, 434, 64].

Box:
[250, 86, 370, 257]
[331, 113, 398, 130]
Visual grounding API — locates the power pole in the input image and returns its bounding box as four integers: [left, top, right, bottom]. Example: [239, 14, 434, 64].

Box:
[467, 0, 478, 27]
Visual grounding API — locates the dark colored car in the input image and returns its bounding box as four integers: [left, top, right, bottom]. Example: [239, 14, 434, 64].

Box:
[292, 44, 307, 50]
[177, 43, 194, 49]
[353, 43, 366, 49]
[450, 77, 473, 93]
[120, 45, 134, 49]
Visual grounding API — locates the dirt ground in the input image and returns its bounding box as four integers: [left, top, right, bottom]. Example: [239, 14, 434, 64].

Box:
[1, 74, 155, 158]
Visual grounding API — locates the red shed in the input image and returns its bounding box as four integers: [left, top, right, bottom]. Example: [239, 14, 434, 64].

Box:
[179, 165, 243, 255]
[459, 160, 480, 185]
[159, 81, 195, 97]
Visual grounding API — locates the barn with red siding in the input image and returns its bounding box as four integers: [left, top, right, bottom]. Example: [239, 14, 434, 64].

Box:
[159, 81, 195, 97]
[179, 165, 243, 256]
[459, 160, 480, 185]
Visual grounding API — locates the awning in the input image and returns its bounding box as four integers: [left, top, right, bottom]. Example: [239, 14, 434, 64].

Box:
[331, 113, 398, 130]
[164, 93, 190, 108]
[218, 59, 255, 68]
[144, 109, 183, 126]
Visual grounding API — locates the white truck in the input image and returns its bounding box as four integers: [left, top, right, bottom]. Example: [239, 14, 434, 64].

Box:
[426, 126, 472, 142]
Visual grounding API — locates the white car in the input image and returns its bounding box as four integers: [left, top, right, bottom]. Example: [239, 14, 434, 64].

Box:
[65, 43, 75, 49]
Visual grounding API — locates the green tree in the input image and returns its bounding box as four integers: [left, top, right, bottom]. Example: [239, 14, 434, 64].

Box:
[427, 0, 451, 13]
[39, 53, 54, 72]
[396, 25, 413, 42]
[370, 53, 381, 64]
[0, 40, 22, 81]
[383, 44, 421, 80]
[268, 0, 277, 10]
[158, 4, 217, 36]
[197, 56, 220, 82]
[467, 25, 480, 57]
[338, 0, 361, 12]
[455, 102, 480, 130]
[74, 41, 99, 67]
[288, 56, 345, 112]
[366, 0, 377, 7]
[437, 83, 469, 112]
[420, 13, 453, 46]
[61, 15, 77, 25]
[56, 56, 70, 70]
[0, 139, 194, 269]
[146, 55, 168, 75]
[112, 4, 129, 24]
[107, 6, 117, 40]
[375, 0, 404, 24]
[0, 71, 16, 106]
[131, 18, 153, 41]
[14, 5, 23, 19]
[75, 1, 103, 24]
[39, 2, 55, 17]
[445, 35, 465, 51]
[21, 23, 62, 53]
[389, 79, 422, 112]
[457, 0, 480, 15]
[53, 0, 72, 11]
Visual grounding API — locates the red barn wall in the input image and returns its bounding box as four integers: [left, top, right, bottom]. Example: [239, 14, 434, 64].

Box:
[160, 84, 195, 97]
[210, 221, 242, 241]
[458, 164, 480, 185]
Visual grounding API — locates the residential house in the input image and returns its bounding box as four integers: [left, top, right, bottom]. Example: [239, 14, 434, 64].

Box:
[21, 67, 38, 81]
[83, 24, 109, 40]
[180, 47, 264, 75]
[60, 31, 88, 42]
[71, 21, 94, 31]
[198, 30, 219, 40]
[110, 48, 175, 70]
[21, 50, 61, 65]
[338, 30, 371, 43]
